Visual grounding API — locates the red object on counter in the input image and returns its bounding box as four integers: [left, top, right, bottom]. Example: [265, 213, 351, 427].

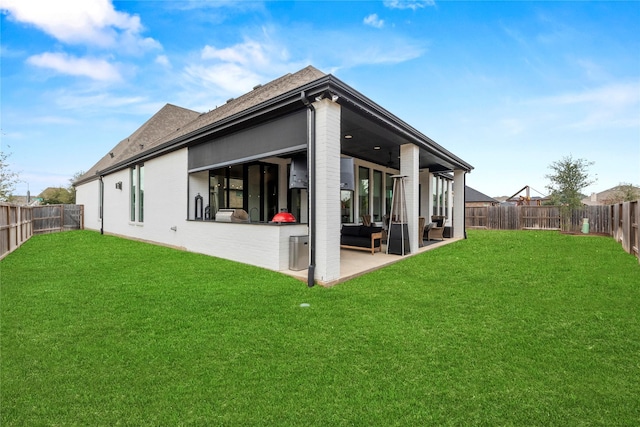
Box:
[271, 212, 296, 223]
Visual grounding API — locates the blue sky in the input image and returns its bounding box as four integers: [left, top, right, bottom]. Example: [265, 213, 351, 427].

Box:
[1, 0, 639, 198]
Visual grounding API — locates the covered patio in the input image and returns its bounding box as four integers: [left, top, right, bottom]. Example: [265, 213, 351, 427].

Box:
[77, 66, 472, 287]
[184, 69, 473, 286]
[284, 237, 461, 285]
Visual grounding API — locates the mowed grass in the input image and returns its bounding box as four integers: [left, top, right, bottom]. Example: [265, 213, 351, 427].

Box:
[1, 230, 639, 426]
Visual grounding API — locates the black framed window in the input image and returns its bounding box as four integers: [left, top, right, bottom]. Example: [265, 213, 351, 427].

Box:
[209, 162, 278, 222]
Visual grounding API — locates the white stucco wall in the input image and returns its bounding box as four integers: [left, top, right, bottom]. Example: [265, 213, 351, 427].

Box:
[76, 179, 101, 231]
[75, 148, 308, 272]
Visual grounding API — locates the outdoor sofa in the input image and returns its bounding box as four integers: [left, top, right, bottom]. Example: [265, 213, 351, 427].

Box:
[340, 225, 383, 255]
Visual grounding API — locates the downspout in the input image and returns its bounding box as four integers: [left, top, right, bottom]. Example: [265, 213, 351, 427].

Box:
[301, 91, 316, 287]
[100, 176, 104, 235]
[463, 172, 467, 239]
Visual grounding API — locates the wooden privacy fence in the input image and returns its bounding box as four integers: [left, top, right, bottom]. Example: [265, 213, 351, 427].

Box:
[0, 203, 33, 260]
[0, 203, 84, 260]
[32, 204, 84, 234]
[466, 205, 611, 233]
[466, 201, 639, 263]
[611, 200, 639, 263]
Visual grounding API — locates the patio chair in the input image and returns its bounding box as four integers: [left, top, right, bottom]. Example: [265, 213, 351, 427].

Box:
[361, 214, 371, 226]
[425, 221, 444, 241]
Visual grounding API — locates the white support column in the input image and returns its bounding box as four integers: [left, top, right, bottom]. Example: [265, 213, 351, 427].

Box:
[400, 144, 420, 254]
[419, 169, 430, 217]
[313, 98, 341, 283]
[435, 177, 441, 216]
[427, 173, 435, 220]
[446, 179, 453, 225]
[453, 169, 466, 238]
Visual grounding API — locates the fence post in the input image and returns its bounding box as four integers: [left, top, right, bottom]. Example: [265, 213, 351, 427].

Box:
[632, 201, 639, 263]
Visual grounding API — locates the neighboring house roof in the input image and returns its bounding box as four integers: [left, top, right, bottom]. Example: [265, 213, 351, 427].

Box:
[582, 185, 640, 206]
[77, 65, 473, 184]
[7, 195, 41, 206]
[464, 186, 498, 204]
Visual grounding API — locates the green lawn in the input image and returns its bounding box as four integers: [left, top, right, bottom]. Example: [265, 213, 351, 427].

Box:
[1, 230, 639, 426]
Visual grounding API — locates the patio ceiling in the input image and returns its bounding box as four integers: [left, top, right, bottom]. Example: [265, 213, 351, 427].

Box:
[340, 105, 461, 173]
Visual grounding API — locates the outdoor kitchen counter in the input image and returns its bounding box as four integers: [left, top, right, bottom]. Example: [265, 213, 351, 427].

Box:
[182, 220, 309, 271]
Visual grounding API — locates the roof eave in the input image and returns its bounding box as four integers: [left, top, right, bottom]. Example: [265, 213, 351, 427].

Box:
[96, 73, 473, 176]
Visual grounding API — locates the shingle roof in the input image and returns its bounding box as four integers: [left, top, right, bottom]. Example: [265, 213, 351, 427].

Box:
[77, 103, 200, 182]
[581, 185, 640, 205]
[150, 65, 326, 147]
[77, 66, 327, 184]
[465, 186, 498, 203]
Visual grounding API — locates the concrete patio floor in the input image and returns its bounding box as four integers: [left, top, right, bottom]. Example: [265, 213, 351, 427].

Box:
[283, 237, 463, 286]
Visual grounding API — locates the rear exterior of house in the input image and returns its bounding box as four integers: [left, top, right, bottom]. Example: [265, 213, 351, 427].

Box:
[76, 66, 473, 285]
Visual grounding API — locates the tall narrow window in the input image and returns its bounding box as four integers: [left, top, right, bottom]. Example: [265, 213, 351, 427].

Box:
[358, 166, 369, 221]
[130, 167, 137, 222]
[210, 170, 225, 216]
[385, 173, 393, 216]
[373, 170, 383, 222]
[138, 165, 144, 222]
[130, 164, 144, 223]
[341, 190, 354, 223]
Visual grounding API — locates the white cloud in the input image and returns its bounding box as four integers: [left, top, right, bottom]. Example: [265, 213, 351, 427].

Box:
[34, 116, 79, 125]
[364, 14, 384, 29]
[0, 44, 24, 58]
[329, 36, 425, 68]
[383, 0, 436, 11]
[184, 36, 296, 96]
[53, 91, 146, 110]
[27, 52, 122, 82]
[184, 63, 263, 95]
[0, 0, 159, 52]
[155, 54, 171, 68]
[537, 82, 640, 130]
[201, 40, 273, 68]
[544, 83, 639, 108]
[164, 0, 262, 12]
[573, 58, 608, 82]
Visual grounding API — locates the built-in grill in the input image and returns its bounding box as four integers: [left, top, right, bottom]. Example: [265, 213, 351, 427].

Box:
[215, 209, 249, 223]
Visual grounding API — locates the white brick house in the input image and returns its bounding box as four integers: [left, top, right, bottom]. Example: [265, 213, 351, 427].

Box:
[75, 66, 473, 285]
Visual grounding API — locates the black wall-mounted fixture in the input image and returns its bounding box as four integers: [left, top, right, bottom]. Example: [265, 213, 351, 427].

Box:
[115, 181, 122, 190]
[194, 193, 203, 220]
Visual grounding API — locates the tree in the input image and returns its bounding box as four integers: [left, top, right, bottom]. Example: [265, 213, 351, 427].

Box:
[603, 183, 640, 204]
[0, 150, 20, 202]
[68, 171, 85, 204]
[545, 155, 596, 209]
[40, 187, 74, 205]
